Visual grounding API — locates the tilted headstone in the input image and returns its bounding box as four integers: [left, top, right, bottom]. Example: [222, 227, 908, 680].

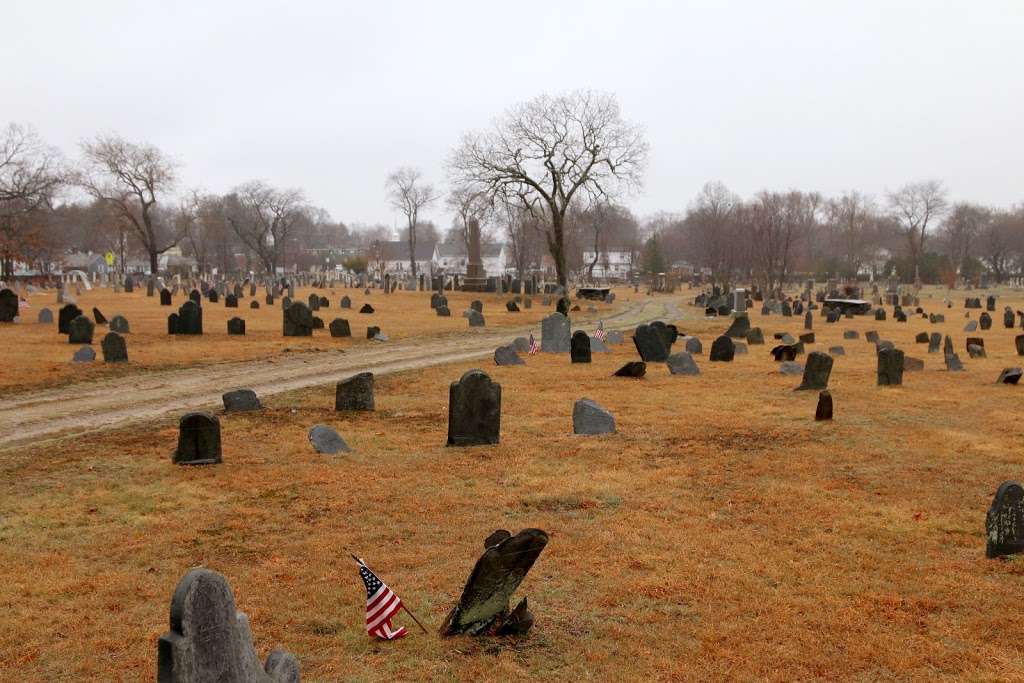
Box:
[92, 307, 108, 325]
[101, 332, 128, 362]
[570, 331, 591, 363]
[440, 529, 548, 636]
[447, 370, 501, 446]
[223, 389, 261, 412]
[709, 335, 735, 362]
[903, 356, 925, 372]
[997, 368, 1023, 385]
[614, 361, 646, 378]
[156, 567, 300, 683]
[986, 481, 1024, 558]
[359, 303, 374, 314]
[945, 353, 965, 372]
[666, 352, 699, 376]
[795, 351, 833, 391]
[494, 345, 525, 366]
[877, 347, 905, 386]
[283, 302, 314, 337]
[633, 324, 669, 362]
[172, 413, 222, 465]
[308, 424, 351, 454]
[724, 314, 751, 339]
[541, 313, 571, 353]
[573, 398, 615, 434]
[335, 372, 374, 411]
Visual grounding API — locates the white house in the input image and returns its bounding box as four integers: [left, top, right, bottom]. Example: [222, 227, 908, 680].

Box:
[580, 247, 635, 280]
[434, 243, 508, 277]
[373, 241, 438, 278]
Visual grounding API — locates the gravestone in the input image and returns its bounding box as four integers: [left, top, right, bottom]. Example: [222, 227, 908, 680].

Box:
[223, 389, 261, 412]
[829, 346, 845, 356]
[227, 317, 245, 335]
[843, 330, 859, 340]
[928, 333, 941, 353]
[437, 306, 451, 317]
[68, 315, 95, 344]
[250, 301, 260, 310]
[335, 372, 374, 411]
[225, 294, 238, 308]
[964, 320, 978, 332]
[172, 413, 222, 465]
[556, 297, 570, 317]
[208, 290, 219, 304]
[903, 356, 925, 372]
[266, 294, 275, 306]
[283, 302, 314, 337]
[101, 332, 128, 362]
[804, 311, 813, 330]
[318, 296, 329, 309]
[541, 313, 571, 353]
[494, 345, 525, 366]
[340, 295, 351, 309]
[1016, 334, 1024, 356]
[0, 288, 18, 322]
[685, 337, 702, 355]
[590, 336, 610, 353]
[366, 326, 380, 339]
[72, 346, 96, 363]
[877, 347, 905, 386]
[359, 304, 374, 314]
[865, 330, 879, 344]
[58, 303, 83, 334]
[724, 314, 751, 339]
[779, 361, 803, 375]
[614, 361, 646, 377]
[512, 337, 530, 353]
[308, 424, 351, 454]
[915, 332, 929, 344]
[156, 568, 301, 683]
[997, 368, 1023, 385]
[447, 370, 501, 446]
[109, 315, 129, 333]
[37, 308, 53, 324]
[467, 310, 486, 327]
[875, 309, 886, 321]
[607, 330, 624, 345]
[189, 289, 201, 304]
[799, 332, 815, 345]
[471, 300, 484, 314]
[746, 328, 765, 345]
[1005, 309, 1016, 329]
[709, 335, 735, 362]
[633, 324, 669, 362]
[307, 294, 319, 311]
[795, 351, 833, 391]
[329, 318, 351, 338]
[771, 344, 798, 362]
[440, 528, 548, 637]
[573, 399, 615, 435]
[986, 482, 1024, 558]
[815, 390, 833, 421]
[945, 353, 965, 372]
[570, 331, 592, 363]
[980, 312, 992, 330]
[666, 352, 699, 376]
[92, 307, 108, 325]
[987, 295, 997, 311]
[506, 301, 519, 312]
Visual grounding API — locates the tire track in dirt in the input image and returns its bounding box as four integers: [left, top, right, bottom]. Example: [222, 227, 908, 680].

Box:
[0, 299, 675, 451]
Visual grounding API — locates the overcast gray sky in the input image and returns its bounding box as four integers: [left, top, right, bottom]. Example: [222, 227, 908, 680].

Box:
[4, 1, 1022, 232]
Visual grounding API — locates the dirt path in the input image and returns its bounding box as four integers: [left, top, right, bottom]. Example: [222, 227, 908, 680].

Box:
[0, 300, 674, 451]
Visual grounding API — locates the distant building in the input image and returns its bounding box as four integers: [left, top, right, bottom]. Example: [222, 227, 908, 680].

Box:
[61, 251, 110, 275]
[159, 247, 197, 275]
[434, 242, 508, 276]
[372, 241, 438, 277]
[580, 247, 635, 280]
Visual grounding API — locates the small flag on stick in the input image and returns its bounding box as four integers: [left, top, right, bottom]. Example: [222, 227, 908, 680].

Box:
[528, 333, 540, 354]
[594, 321, 607, 342]
[355, 556, 408, 640]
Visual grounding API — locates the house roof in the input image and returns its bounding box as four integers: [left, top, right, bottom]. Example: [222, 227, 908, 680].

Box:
[62, 252, 105, 268]
[379, 241, 437, 261]
[436, 243, 504, 259]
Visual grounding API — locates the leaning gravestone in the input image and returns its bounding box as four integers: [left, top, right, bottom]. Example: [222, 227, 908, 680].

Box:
[666, 352, 699, 376]
[92, 307, 108, 325]
[541, 313, 571, 353]
[283, 302, 314, 337]
[101, 332, 128, 363]
[613, 361, 646, 378]
[223, 389, 261, 412]
[877, 347, 905, 386]
[494, 345, 525, 366]
[156, 567, 301, 683]
[724, 314, 751, 339]
[37, 307, 53, 324]
[709, 335, 735, 362]
[58, 303, 83, 334]
[795, 351, 833, 391]
[997, 368, 1023, 385]
[68, 315, 95, 344]
[986, 481, 1024, 558]
[172, 413, 222, 465]
[335, 373, 374, 411]
[573, 399, 615, 435]
[945, 353, 965, 372]
[359, 303, 374, 314]
[440, 528, 548, 636]
[570, 331, 591, 363]
[308, 424, 351, 454]
[633, 324, 669, 362]
[447, 370, 501, 446]
[110, 315, 130, 333]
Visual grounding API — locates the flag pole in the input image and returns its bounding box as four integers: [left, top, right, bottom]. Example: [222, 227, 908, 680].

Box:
[349, 551, 428, 634]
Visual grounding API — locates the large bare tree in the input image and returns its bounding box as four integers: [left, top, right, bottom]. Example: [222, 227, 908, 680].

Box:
[448, 90, 648, 287]
[446, 184, 491, 257]
[223, 181, 307, 274]
[887, 180, 948, 286]
[939, 202, 989, 280]
[386, 167, 437, 280]
[77, 134, 180, 275]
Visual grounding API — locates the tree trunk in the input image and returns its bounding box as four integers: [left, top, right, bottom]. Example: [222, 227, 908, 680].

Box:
[149, 250, 159, 276]
[549, 213, 568, 288]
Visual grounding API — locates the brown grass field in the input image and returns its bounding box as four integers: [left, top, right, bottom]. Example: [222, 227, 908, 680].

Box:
[2, 286, 1024, 681]
[0, 286, 623, 393]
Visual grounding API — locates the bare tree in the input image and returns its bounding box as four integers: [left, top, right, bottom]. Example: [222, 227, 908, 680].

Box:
[446, 184, 491, 256]
[682, 181, 742, 288]
[979, 210, 1022, 283]
[822, 191, 880, 279]
[0, 124, 64, 277]
[887, 180, 948, 287]
[448, 90, 648, 287]
[741, 191, 821, 295]
[386, 167, 437, 280]
[939, 202, 989, 280]
[223, 181, 307, 274]
[77, 134, 181, 275]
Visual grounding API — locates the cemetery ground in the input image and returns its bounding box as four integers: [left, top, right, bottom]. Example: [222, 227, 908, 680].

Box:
[3, 288, 1024, 680]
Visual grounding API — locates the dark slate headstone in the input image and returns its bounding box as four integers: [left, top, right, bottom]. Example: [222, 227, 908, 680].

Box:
[156, 568, 301, 683]
[467, 310, 486, 327]
[208, 289, 219, 304]
[72, 346, 96, 363]
[167, 313, 179, 335]
[335, 372, 374, 411]
[340, 295, 351, 309]
[189, 289, 201, 304]
[709, 335, 735, 362]
[980, 312, 992, 330]
[614, 361, 646, 378]
[633, 324, 669, 362]
[283, 302, 314, 337]
[440, 529, 548, 636]
[556, 297, 570, 317]
[986, 482, 1024, 558]
[829, 346, 845, 356]
[227, 317, 245, 335]
[570, 331, 592, 363]
[997, 368, 1023, 385]
[366, 325, 380, 339]
[101, 332, 127, 362]
[1016, 334, 1024, 357]
[724, 314, 751, 339]
[249, 300, 260, 310]
[865, 330, 879, 344]
[928, 332, 941, 353]
[266, 294, 275, 306]
[795, 351, 832, 391]
[90, 307, 107, 325]
[903, 356, 925, 372]
[667, 352, 699, 376]
[37, 307, 53, 324]
[225, 294, 239, 308]
[815, 390, 833, 421]
[843, 330, 859, 340]
[171, 301, 203, 335]
[1004, 309, 1016, 329]
[915, 332, 929, 344]
[0, 288, 19, 322]
[506, 300, 520, 312]
[804, 311, 813, 330]
[172, 412, 222, 465]
[58, 303, 83, 334]
[495, 345, 525, 366]
[329, 318, 351, 338]
[987, 295, 996, 312]
[541, 313, 571, 353]
[573, 399, 615, 435]
[359, 303, 374, 314]
[308, 424, 351, 454]
[945, 353, 965, 372]
[312, 316, 324, 330]
[68, 315, 95, 344]
[447, 370, 501, 446]
[770, 344, 798, 362]
[319, 296, 329, 309]
[745, 327, 765, 345]
[944, 335, 954, 356]
[877, 347, 905, 386]
[223, 389, 261, 412]
[799, 332, 815, 345]
[436, 306, 451, 317]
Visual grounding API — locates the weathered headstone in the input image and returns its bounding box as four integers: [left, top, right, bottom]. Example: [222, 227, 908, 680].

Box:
[779, 361, 803, 375]
[997, 368, 1023, 385]
[795, 351, 833, 391]
[986, 482, 1024, 558]
[572, 399, 615, 435]
[494, 345, 525, 366]
[467, 310, 486, 327]
[308, 424, 351, 454]
[328, 318, 351, 338]
[745, 327, 765, 345]
[815, 390, 833, 421]
[877, 347, 905, 386]
[945, 353, 965, 372]
[222, 389, 261, 412]
[541, 313, 571, 353]
[37, 307, 53, 324]
[172, 413, 222, 465]
[359, 303, 374, 314]
[724, 314, 751, 339]
[613, 361, 646, 378]
[335, 372, 374, 411]
[58, 303, 83, 334]
[570, 331, 592, 363]
[709, 335, 735, 362]
[666, 352, 699, 376]
[101, 332, 127, 362]
[68, 315, 95, 344]
[72, 346, 96, 363]
[633, 324, 670, 362]
[447, 370, 501, 446]
[684, 337, 702, 354]
[283, 302, 314, 337]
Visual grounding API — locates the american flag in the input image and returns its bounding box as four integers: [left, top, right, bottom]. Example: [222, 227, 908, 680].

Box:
[357, 559, 408, 640]
[528, 333, 540, 354]
[594, 321, 607, 341]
